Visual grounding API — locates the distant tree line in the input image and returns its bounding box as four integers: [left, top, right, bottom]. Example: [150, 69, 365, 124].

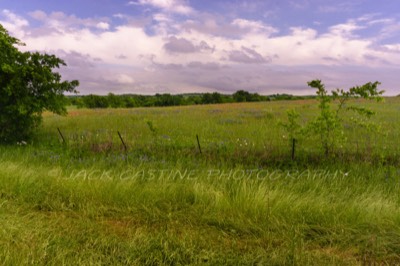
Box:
[68, 90, 313, 109]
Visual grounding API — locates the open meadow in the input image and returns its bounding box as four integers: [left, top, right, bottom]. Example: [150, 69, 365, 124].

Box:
[1, 97, 400, 265]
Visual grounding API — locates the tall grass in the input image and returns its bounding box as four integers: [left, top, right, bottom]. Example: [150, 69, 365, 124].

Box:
[1, 98, 400, 264]
[36, 99, 400, 167]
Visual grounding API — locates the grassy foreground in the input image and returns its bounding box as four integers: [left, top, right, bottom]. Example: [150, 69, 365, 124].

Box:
[1, 98, 400, 265]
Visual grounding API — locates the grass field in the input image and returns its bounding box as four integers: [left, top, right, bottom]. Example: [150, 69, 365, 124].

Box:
[1, 97, 400, 265]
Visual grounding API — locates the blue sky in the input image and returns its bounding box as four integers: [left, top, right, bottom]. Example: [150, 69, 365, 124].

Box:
[1, 0, 400, 95]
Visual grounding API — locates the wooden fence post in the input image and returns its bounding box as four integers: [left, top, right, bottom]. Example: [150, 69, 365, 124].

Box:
[196, 134, 202, 154]
[57, 127, 66, 145]
[117, 131, 128, 155]
[291, 138, 296, 160]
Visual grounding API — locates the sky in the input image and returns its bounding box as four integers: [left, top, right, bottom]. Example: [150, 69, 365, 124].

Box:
[1, 0, 400, 95]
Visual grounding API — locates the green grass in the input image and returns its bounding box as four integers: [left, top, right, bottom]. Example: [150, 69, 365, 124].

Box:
[1, 98, 400, 265]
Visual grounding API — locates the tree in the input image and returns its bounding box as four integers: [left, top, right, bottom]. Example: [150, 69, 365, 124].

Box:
[154, 93, 183, 106]
[233, 90, 250, 102]
[307, 80, 383, 156]
[107, 93, 124, 108]
[121, 95, 138, 108]
[82, 95, 109, 108]
[281, 80, 384, 158]
[186, 95, 202, 105]
[0, 24, 79, 143]
[233, 90, 263, 102]
[201, 92, 223, 104]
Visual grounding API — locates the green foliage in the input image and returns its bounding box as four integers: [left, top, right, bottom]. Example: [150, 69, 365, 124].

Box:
[107, 92, 124, 108]
[306, 80, 384, 156]
[233, 90, 263, 102]
[280, 109, 302, 141]
[201, 92, 224, 104]
[154, 93, 183, 106]
[69, 91, 311, 109]
[146, 120, 157, 135]
[268, 93, 309, 101]
[0, 24, 78, 143]
[82, 94, 109, 108]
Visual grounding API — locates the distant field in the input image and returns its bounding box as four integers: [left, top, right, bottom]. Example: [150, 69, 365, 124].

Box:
[1, 98, 400, 265]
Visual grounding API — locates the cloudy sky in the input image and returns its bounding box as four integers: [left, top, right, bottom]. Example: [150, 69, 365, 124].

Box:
[1, 0, 399, 95]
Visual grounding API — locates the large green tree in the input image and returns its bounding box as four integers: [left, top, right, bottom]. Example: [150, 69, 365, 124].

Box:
[0, 24, 79, 143]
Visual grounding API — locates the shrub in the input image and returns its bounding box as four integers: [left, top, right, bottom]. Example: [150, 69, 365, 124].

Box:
[0, 24, 79, 143]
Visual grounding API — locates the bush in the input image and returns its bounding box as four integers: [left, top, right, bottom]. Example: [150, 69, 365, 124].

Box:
[0, 24, 79, 143]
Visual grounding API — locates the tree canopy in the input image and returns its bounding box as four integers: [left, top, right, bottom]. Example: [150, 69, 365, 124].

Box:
[0, 24, 79, 143]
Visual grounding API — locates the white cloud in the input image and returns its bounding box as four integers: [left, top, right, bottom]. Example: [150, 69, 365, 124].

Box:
[131, 0, 194, 15]
[96, 22, 110, 30]
[27, 10, 111, 33]
[327, 22, 364, 38]
[0, 9, 29, 38]
[231, 18, 278, 36]
[1, 9, 400, 95]
[383, 44, 400, 52]
[116, 74, 135, 84]
[29, 10, 47, 21]
[153, 13, 171, 22]
[113, 13, 127, 19]
[2, 9, 28, 27]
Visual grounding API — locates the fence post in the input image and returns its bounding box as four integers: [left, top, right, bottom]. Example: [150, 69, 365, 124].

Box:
[117, 131, 128, 155]
[57, 127, 66, 145]
[196, 134, 202, 154]
[291, 138, 296, 160]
